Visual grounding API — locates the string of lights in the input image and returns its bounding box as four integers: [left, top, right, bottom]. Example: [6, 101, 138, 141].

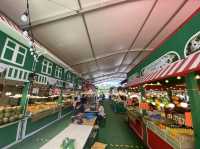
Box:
[20, 0, 43, 65]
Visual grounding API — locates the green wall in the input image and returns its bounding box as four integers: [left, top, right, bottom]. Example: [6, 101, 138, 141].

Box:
[0, 29, 83, 86]
[0, 31, 34, 71]
[128, 11, 200, 78]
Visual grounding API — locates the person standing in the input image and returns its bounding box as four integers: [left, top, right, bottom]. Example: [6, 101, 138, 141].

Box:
[97, 101, 106, 126]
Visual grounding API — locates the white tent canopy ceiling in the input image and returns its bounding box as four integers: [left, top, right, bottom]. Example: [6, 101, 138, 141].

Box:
[0, 0, 200, 84]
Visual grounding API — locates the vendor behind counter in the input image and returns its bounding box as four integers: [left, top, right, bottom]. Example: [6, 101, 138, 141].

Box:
[73, 101, 85, 115]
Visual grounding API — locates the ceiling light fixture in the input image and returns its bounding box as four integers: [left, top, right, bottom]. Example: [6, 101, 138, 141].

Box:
[177, 76, 181, 80]
[20, 12, 28, 22]
[157, 82, 161, 85]
[165, 80, 169, 83]
[195, 74, 200, 80]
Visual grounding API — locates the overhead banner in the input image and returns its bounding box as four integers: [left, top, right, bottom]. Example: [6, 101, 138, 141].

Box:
[47, 77, 58, 85]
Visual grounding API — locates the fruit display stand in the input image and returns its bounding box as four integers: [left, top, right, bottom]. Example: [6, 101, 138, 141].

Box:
[145, 120, 194, 149]
[25, 100, 72, 137]
[28, 103, 60, 122]
[0, 80, 27, 148]
[61, 93, 74, 117]
[127, 107, 144, 140]
[127, 107, 194, 149]
[126, 78, 195, 149]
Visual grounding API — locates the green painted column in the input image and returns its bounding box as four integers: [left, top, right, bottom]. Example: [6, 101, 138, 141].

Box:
[139, 85, 146, 114]
[140, 86, 145, 98]
[185, 72, 200, 149]
[58, 88, 64, 105]
[20, 81, 31, 115]
[139, 85, 147, 145]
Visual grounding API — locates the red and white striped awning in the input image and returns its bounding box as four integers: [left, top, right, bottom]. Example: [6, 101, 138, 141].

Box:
[128, 51, 200, 87]
[176, 51, 200, 74]
[126, 76, 141, 87]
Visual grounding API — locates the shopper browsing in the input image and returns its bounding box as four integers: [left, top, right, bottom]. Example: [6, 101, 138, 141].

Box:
[97, 101, 106, 118]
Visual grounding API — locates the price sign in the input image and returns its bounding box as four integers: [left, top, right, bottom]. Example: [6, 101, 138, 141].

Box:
[185, 112, 192, 127]
[139, 102, 149, 110]
[127, 99, 132, 106]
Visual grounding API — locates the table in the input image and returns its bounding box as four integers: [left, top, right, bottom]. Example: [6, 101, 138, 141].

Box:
[41, 124, 93, 149]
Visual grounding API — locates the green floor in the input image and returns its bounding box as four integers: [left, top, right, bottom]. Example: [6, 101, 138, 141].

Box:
[11, 115, 72, 149]
[11, 101, 145, 149]
[96, 101, 145, 149]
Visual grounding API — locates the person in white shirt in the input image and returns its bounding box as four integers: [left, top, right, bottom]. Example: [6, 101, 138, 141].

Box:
[97, 101, 106, 126]
[98, 103, 105, 117]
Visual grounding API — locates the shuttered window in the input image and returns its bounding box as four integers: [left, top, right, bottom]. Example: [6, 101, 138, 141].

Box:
[1, 38, 27, 66]
[41, 59, 53, 75]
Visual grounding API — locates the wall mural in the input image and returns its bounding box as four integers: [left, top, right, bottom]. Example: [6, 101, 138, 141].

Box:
[184, 31, 200, 57]
[141, 51, 180, 76]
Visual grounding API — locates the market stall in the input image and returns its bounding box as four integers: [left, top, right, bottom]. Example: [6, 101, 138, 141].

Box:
[0, 79, 25, 148]
[0, 13, 81, 148]
[110, 87, 127, 113]
[126, 9, 200, 148]
[127, 77, 195, 149]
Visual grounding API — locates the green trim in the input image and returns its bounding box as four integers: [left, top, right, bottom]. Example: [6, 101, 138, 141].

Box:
[0, 30, 79, 84]
[20, 81, 31, 114]
[128, 12, 200, 79]
[185, 72, 200, 149]
[25, 112, 59, 135]
[5, 65, 31, 82]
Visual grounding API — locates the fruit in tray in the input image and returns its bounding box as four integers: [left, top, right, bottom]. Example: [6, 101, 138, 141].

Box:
[27, 102, 58, 114]
[0, 105, 23, 126]
[172, 96, 180, 101]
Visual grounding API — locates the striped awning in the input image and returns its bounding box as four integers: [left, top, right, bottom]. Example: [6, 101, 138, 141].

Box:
[176, 51, 200, 74]
[128, 51, 200, 87]
[126, 77, 141, 87]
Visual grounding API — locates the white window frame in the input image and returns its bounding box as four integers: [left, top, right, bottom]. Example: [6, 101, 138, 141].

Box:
[1, 38, 27, 67]
[41, 59, 53, 75]
[55, 66, 62, 79]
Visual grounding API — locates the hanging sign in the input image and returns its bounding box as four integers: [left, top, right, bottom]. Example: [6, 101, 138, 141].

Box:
[32, 87, 39, 95]
[0, 63, 8, 72]
[184, 31, 200, 57]
[47, 77, 58, 85]
[185, 112, 193, 127]
[65, 82, 73, 88]
[141, 51, 180, 76]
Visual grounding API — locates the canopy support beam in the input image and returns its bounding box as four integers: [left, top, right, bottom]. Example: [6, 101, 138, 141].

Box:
[125, 0, 188, 72]
[23, 0, 141, 28]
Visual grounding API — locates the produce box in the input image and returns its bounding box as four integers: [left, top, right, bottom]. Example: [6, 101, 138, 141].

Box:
[0, 106, 23, 125]
[91, 142, 107, 149]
